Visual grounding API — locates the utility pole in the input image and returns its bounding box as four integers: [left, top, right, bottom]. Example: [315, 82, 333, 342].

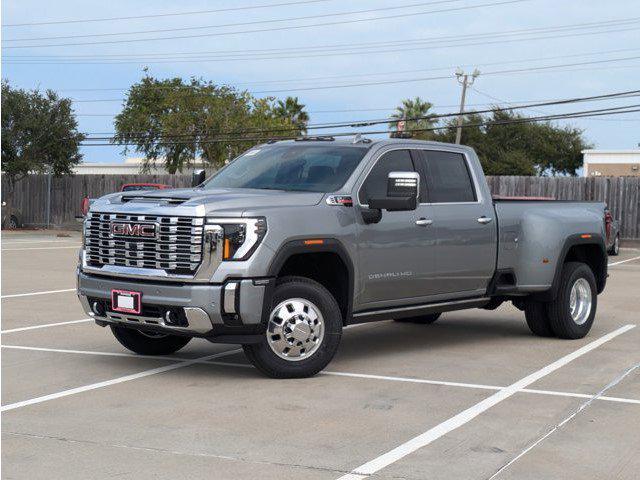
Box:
[455, 68, 480, 144]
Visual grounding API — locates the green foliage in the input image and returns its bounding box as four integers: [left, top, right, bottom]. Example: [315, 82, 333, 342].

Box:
[113, 75, 307, 173]
[391, 103, 591, 176]
[273, 96, 309, 132]
[389, 96, 437, 139]
[1, 80, 85, 183]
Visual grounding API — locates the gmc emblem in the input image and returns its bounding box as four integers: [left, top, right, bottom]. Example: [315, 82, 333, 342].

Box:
[110, 222, 157, 238]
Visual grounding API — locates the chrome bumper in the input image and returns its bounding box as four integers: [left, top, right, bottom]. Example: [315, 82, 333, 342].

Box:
[78, 294, 215, 334]
[77, 271, 270, 336]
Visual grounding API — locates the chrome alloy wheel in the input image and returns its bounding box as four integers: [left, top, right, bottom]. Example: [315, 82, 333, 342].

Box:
[569, 278, 592, 325]
[267, 298, 325, 361]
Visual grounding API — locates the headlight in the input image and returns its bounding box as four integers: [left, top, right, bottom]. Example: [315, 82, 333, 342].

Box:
[206, 217, 267, 261]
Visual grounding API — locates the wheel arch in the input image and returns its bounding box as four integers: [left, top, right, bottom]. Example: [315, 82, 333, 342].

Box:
[266, 238, 354, 324]
[534, 233, 607, 301]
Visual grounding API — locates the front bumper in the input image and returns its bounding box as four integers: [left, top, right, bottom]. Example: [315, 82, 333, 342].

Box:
[77, 270, 272, 337]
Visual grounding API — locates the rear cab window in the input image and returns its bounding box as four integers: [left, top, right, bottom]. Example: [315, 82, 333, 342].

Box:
[420, 150, 477, 203]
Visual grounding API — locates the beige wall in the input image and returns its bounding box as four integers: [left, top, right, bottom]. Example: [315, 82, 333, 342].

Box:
[585, 163, 640, 177]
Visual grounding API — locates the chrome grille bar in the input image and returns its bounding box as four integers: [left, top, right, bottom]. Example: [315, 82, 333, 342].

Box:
[84, 212, 204, 275]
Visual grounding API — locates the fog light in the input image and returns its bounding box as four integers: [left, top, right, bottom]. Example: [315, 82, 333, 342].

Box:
[91, 301, 106, 316]
[164, 309, 177, 325]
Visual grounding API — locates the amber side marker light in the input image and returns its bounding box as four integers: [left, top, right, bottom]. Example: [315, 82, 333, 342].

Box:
[580, 234, 592, 239]
[223, 238, 231, 259]
[304, 239, 324, 245]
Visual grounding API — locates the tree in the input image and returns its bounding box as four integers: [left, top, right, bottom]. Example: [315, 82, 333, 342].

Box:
[431, 110, 591, 176]
[2, 81, 85, 225]
[2, 81, 85, 183]
[113, 75, 306, 173]
[389, 97, 437, 139]
[274, 96, 309, 132]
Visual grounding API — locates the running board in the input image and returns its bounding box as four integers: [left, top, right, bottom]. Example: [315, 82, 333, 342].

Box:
[350, 297, 491, 324]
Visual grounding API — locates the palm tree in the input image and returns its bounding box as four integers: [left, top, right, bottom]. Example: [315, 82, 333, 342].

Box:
[389, 97, 437, 139]
[274, 96, 309, 133]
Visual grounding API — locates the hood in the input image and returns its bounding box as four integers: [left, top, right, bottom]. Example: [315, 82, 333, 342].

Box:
[95, 187, 324, 217]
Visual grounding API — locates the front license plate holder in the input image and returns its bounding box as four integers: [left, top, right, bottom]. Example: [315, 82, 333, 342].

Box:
[111, 290, 142, 314]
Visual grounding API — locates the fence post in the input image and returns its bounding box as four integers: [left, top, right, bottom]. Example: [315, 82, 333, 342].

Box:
[45, 173, 52, 228]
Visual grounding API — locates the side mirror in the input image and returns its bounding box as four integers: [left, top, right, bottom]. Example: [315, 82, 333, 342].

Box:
[367, 171, 419, 212]
[192, 169, 206, 187]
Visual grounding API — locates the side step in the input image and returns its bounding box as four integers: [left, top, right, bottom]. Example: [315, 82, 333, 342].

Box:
[350, 297, 491, 324]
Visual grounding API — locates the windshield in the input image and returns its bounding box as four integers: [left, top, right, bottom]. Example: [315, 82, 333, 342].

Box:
[202, 144, 369, 193]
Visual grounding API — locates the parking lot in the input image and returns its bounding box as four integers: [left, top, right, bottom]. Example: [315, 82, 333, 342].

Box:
[1, 230, 639, 480]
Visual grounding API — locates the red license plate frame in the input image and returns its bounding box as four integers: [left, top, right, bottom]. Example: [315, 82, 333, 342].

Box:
[111, 289, 142, 314]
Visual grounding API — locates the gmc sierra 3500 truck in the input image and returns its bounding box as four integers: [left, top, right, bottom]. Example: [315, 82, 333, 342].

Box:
[77, 138, 608, 378]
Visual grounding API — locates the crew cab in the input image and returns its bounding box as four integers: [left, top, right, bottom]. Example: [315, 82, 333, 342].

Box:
[77, 138, 608, 378]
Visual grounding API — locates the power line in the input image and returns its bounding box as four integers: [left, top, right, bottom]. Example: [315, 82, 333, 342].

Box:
[1, 0, 532, 49]
[80, 90, 640, 140]
[1, 0, 335, 27]
[7, 17, 636, 60]
[78, 105, 640, 146]
[6, 24, 637, 64]
[26, 46, 638, 90]
[46, 57, 640, 104]
[470, 86, 640, 124]
[3, 0, 470, 41]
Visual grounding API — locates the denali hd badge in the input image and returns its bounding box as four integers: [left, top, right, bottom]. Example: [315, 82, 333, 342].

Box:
[110, 222, 157, 238]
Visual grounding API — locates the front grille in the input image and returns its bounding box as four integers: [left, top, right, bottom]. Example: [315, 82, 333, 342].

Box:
[84, 212, 204, 275]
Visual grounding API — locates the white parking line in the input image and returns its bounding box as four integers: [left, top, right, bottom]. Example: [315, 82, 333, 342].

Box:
[488, 361, 640, 479]
[0, 348, 242, 412]
[2, 246, 80, 251]
[1, 318, 92, 334]
[1, 257, 632, 300]
[3, 343, 639, 406]
[335, 324, 636, 480]
[608, 255, 640, 266]
[1, 288, 76, 299]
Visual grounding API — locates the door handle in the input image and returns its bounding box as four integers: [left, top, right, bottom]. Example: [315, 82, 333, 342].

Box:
[477, 216, 493, 224]
[416, 218, 433, 227]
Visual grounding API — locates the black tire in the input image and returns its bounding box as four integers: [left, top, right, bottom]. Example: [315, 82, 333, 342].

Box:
[608, 235, 620, 256]
[111, 325, 191, 355]
[394, 313, 441, 324]
[524, 300, 554, 337]
[243, 276, 342, 379]
[546, 262, 597, 339]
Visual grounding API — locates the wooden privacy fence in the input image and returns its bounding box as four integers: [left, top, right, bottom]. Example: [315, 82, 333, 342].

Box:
[2, 174, 640, 238]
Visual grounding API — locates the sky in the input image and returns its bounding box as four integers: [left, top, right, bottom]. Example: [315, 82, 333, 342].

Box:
[2, 0, 639, 164]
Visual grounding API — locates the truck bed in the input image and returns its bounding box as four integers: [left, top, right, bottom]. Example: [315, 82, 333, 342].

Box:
[494, 200, 606, 293]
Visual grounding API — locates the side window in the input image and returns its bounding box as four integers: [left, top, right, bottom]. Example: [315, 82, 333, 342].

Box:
[424, 151, 477, 203]
[359, 150, 414, 203]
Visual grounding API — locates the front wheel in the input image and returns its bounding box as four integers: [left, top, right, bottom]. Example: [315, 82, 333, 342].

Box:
[243, 276, 342, 378]
[546, 262, 597, 339]
[111, 325, 191, 355]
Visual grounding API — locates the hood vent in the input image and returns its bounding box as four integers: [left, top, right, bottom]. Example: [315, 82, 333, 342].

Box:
[120, 195, 189, 205]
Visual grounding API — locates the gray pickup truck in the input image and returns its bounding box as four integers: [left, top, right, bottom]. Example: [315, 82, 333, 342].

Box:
[77, 138, 608, 378]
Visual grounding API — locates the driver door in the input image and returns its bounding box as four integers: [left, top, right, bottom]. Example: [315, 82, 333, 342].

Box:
[355, 149, 436, 309]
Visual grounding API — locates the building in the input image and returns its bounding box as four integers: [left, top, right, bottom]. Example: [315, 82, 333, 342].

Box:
[582, 149, 640, 177]
[73, 157, 207, 175]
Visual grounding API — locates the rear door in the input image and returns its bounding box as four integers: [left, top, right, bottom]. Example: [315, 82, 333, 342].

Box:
[417, 149, 496, 296]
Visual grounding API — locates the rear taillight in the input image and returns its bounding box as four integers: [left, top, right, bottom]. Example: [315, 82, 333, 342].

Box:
[81, 197, 90, 216]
